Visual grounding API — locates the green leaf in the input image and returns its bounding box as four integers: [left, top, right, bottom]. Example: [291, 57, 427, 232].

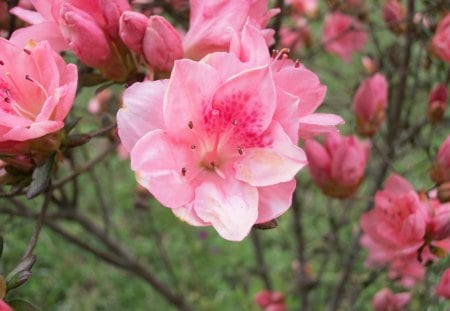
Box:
[7, 299, 39, 311]
[64, 116, 82, 134]
[26, 154, 55, 199]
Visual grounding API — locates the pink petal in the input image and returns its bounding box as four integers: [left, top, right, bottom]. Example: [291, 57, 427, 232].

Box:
[234, 122, 307, 187]
[194, 178, 258, 241]
[10, 7, 46, 24]
[274, 86, 300, 142]
[131, 129, 197, 208]
[384, 174, 415, 194]
[299, 113, 344, 139]
[10, 22, 69, 52]
[3, 120, 63, 141]
[164, 59, 221, 138]
[172, 203, 209, 226]
[117, 80, 167, 152]
[256, 179, 296, 223]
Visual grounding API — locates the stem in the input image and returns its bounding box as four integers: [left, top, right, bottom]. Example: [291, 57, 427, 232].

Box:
[250, 230, 272, 290]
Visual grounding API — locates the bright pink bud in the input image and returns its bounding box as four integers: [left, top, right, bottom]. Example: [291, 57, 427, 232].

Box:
[59, 3, 111, 69]
[431, 14, 450, 63]
[431, 135, 450, 184]
[119, 11, 148, 54]
[100, 0, 131, 39]
[361, 56, 377, 74]
[143, 15, 183, 72]
[353, 73, 388, 137]
[305, 132, 370, 198]
[427, 83, 448, 123]
[286, 0, 318, 17]
[430, 203, 450, 240]
[322, 13, 367, 63]
[436, 269, 450, 299]
[254, 290, 286, 311]
[372, 288, 411, 311]
[382, 0, 406, 34]
[255, 291, 272, 308]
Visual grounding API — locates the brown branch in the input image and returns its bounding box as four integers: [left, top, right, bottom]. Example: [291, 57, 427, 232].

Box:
[250, 230, 273, 290]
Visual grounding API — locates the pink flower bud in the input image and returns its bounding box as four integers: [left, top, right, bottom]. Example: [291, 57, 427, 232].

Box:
[322, 13, 367, 63]
[382, 0, 406, 34]
[353, 73, 388, 137]
[0, 300, 12, 311]
[431, 14, 450, 63]
[430, 203, 450, 240]
[59, 3, 112, 69]
[361, 56, 377, 74]
[372, 288, 411, 311]
[142, 15, 182, 72]
[286, 0, 318, 17]
[305, 132, 370, 198]
[436, 269, 450, 299]
[431, 135, 450, 184]
[254, 290, 286, 311]
[255, 291, 272, 308]
[119, 11, 148, 54]
[427, 83, 448, 123]
[100, 0, 131, 39]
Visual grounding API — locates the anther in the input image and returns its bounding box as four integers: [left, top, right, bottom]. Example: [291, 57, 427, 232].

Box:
[190, 144, 196, 149]
[210, 161, 216, 167]
[0, 60, 4, 66]
[237, 146, 243, 155]
[232, 119, 238, 126]
[25, 74, 33, 82]
[294, 59, 300, 68]
[181, 167, 187, 176]
[271, 49, 278, 58]
[23, 48, 31, 55]
[188, 121, 193, 129]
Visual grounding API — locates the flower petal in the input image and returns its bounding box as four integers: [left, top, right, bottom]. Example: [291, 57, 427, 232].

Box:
[299, 113, 344, 139]
[256, 179, 296, 223]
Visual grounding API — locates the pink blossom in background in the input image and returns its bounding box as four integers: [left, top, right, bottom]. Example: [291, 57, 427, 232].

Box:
[280, 17, 311, 53]
[0, 300, 12, 311]
[117, 47, 308, 240]
[0, 39, 77, 160]
[436, 269, 450, 299]
[382, 0, 406, 34]
[304, 132, 370, 198]
[353, 73, 388, 137]
[361, 56, 377, 75]
[322, 13, 367, 63]
[372, 288, 411, 311]
[431, 135, 450, 185]
[10, 0, 135, 81]
[88, 89, 113, 115]
[254, 290, 286, 311]
[182, 0, 279, 60]
[286, 0, 318, 17]
[431, 13, 450, 63]
[427, 83, 448, 123]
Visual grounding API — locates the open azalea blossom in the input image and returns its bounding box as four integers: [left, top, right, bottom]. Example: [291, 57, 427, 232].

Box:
[431, 135, 450, 185]
[361, 174, 450, 286]
[372, 288, 411, 311]
[10, 0, 135, 81]
[118, 21, 344, 241]
[182, 0, 280, 60]
[0, 39, 77, 165]
[322, 12, 367, 63]
[431, 13, 450, 63]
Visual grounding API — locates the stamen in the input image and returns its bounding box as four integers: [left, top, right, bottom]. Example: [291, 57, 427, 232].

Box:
[190, 144, 196, 149]
[232, 119, 238, 126]
[23, 48, 31, 55]
[0, 60, 4, 66]
[188, 121, 193, 129]
[181, 167, 187, 176]
[294, 59, 301, 68]
[25, 74, 48, 97]
[237, 146, 243, 155]
[271, 49, 279, 58]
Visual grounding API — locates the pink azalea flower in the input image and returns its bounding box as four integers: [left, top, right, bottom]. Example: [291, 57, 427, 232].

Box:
[182, 0, 279, 60]
[431, 135, 450, 185]
[427, 83, 448, 123]
[436, 269, 450, 299]
[10, 0, 134, 81]
[304, 132, 370, 198]
[254, 290, 286, 311]
[353, 73, 388, 137]
[322, 12, 367, 63]
[118, 50, 307, 241]
[372, 288, 411, 311]
[286, 0, 318, 17]
[431, 13, 450, 63]
[382, 0, 406, 34]
[0, 39, 77, 159]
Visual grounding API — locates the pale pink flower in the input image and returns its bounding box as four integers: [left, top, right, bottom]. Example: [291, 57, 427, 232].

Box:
[353, 73, 388, 137]
[382, 0, 406, 34]
[280, 18, 311, 53]
[431, 13, 450, 63]
[436, 269, 450, 299]
[254, 290, 286, 311]
[286, 0, 318, 17]
[182, 0, 279, 60]
[322, 13, 367, 63]
[0, 300, 12, 311]
[372, 288, 411, 311]
[0, 39, 77, 158]
[304, 132, 370, 198]
[427, 83, 448, 123]
[10, 0, 134, 81]
[118, 50, 307, 241]
[431, 135, 450, 184]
